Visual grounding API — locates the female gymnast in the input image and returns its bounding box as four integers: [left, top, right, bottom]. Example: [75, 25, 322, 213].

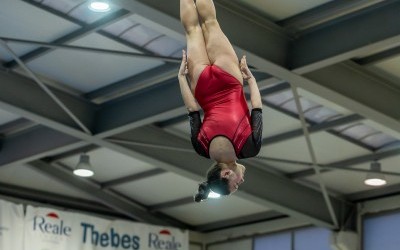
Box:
[177, 0, 263, 202]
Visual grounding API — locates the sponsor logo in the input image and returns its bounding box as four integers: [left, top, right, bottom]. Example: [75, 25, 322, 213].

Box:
[33, 212, 72, 244]
[81, 222, 141, 249]
[33, 212, 72, 236]
[148, 229, 183, 250]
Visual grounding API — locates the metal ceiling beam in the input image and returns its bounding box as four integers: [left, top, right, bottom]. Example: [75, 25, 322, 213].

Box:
[263, 114, 363, 145]
[278, 0, 387, 35]
[47, 144, 99, 163]
[86, 63, 179, 103]
[290, 0, 400, 73]
[148, 197, 194, 212]
[257, 156, 400, 178]
[193, 211, 286, 233]
[4, 8, 130, 68]
[0, 182, 128, 218]
[29, 160, 187, 227]
[94, 78, 186, 137]
[0, 118, 35, 136]
[0, 37, 181, 63]
[287, 144, 400, 179]
[346, 183, 400, 202]
[0, 125, 85, 168]
[0, 70, 96, 133]
[354, 45, 400, 65]
[111, 125, 354, 229]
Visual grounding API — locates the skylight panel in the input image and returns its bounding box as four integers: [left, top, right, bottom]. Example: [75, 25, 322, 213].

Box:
[265, 89, 294, 106]
[102, 18, 138, 36]
[362, 133, 398, 148]
[120, 24, 161, 47]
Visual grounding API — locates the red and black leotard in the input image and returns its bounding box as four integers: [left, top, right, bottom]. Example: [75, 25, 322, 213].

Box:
[188, 65, 263, 159]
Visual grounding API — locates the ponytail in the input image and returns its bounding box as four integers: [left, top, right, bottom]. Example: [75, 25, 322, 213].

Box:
[194, 181, 210, 202]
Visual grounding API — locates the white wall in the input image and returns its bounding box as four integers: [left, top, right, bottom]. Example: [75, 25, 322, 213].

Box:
[190, 243, 203, 250]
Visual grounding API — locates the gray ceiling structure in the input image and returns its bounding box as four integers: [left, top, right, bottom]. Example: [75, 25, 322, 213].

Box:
[1, 0, 400, 233]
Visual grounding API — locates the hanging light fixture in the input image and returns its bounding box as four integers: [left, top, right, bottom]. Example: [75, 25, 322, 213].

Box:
[364, 161, 387, 187]
[208, 190, 221, 199]
[73, 154, 94, 177]
[88, 0, 111, 12]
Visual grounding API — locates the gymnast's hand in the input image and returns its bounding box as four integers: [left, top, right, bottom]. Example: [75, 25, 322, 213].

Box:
[240, 55, 254, 81]
[179, 50, 189, 77]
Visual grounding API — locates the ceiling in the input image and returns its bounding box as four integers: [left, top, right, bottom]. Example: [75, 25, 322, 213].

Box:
[1, 0, 400, 233]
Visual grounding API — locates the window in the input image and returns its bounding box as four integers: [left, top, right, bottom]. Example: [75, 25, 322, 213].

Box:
[363, 212, 400, 250]
[254, 232, 291, 250]
[294, 227, 331, 250]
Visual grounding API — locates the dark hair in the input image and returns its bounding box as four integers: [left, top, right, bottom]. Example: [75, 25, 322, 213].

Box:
[194, 163, 230, 202]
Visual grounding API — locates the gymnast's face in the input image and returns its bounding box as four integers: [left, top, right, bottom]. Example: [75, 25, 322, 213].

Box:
[227, 163, 246, 193]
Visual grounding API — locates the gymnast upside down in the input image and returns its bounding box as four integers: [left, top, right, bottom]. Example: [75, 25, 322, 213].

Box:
[177, 0, 263, 202]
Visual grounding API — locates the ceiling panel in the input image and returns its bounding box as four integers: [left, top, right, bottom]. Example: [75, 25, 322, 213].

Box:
[367, 55, 400, 89]
[257, 160, 311, 174]
[114, 172, 199, 206]
[60, 148, 156, 183]
[0, 0, 80, 60]
[233, 0, 333, 21]
[0, 164, 97, 201]
[26, 33, 164, 93]
[302, 159, 400, 195]
[161, 195, 270, 225]
[0, 108, 20, 125]
[259, 131, 371, 164]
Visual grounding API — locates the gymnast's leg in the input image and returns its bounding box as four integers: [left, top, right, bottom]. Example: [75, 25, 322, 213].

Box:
[180, 0, 210, 90]
[195, 0, 243, 84]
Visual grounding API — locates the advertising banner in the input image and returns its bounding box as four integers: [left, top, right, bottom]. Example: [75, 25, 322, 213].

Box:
[24, 205, 188, 250]
[0, 199, 24, 250]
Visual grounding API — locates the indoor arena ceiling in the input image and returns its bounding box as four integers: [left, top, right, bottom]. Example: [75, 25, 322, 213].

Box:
[1, 0, 400, 233]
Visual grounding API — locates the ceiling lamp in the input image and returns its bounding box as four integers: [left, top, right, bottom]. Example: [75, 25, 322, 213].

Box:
[88, 0, 111, 12]
[364, 161, 387, 187]
[208, 190, 221, 199]
[73, 154, 94, 177]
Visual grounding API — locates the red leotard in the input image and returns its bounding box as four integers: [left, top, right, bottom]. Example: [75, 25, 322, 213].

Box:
[194, 65, 252, 156]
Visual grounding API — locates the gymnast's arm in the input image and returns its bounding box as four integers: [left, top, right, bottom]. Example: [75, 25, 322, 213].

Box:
[240, 55, 262, 109]
[188, 111, 209, 158]
[238, 108, 263, 158]
[178, 50, 200, 112]
[178, 50, 208, 158]
[239, 56, 263, 158]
